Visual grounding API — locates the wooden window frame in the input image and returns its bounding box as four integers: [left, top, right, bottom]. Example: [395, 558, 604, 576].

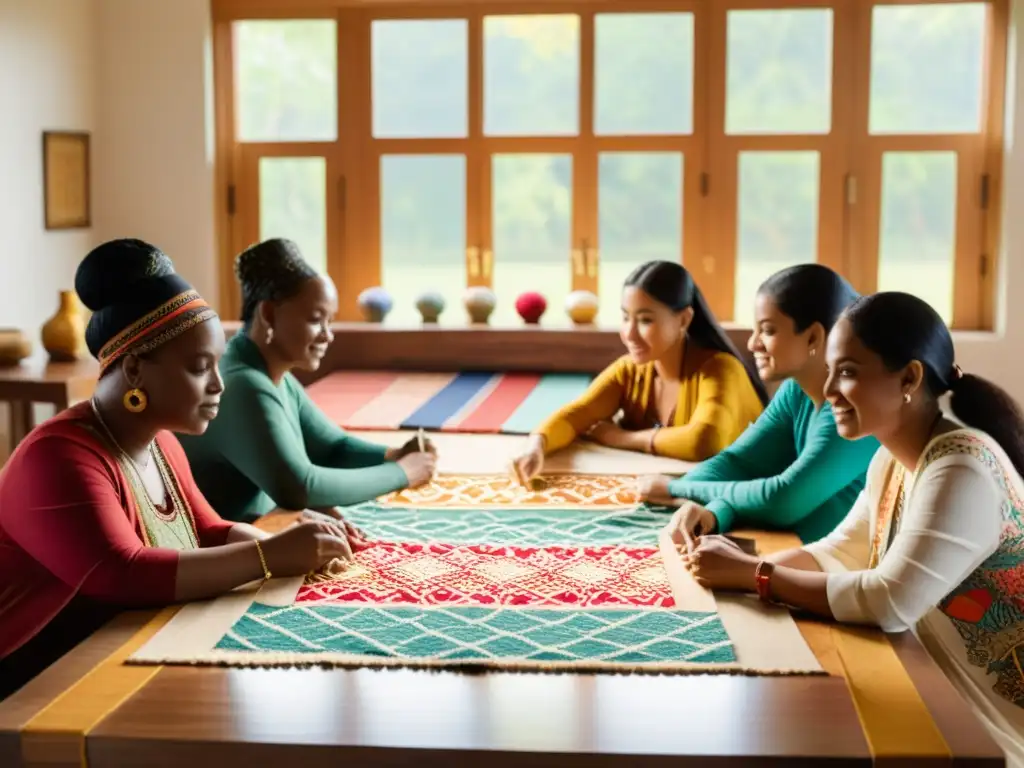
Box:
[212, 0, 1008, 331]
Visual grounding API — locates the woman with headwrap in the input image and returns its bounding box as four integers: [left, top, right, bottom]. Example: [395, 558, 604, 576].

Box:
[0, 239, 357, 700]
[178, 239, 435, 524]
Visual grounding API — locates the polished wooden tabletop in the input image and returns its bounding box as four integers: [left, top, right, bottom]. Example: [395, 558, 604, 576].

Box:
[0, 516, 1005, 767]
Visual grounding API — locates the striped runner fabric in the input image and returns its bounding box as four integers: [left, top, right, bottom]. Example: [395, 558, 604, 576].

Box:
[306, 371, 594, 434]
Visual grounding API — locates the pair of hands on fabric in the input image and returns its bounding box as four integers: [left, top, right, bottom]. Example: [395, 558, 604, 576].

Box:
[259, 508, 370, 577]
[661, 499, 756, 590]
[386, 435, 437, 487]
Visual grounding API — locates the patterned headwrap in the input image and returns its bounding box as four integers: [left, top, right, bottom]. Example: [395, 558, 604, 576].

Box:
[75, 239, 217, 374]
[235, 238, 318, 325]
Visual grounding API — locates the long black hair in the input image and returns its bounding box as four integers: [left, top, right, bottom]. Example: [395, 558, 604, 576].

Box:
[844, 292, 1024, 476]
[757, 263, 859, 334]
[624, 260, 770, 405]
[235, 238, 318, 325]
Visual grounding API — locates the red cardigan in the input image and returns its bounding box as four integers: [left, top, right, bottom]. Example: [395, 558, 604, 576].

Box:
[0, 402, 234, 659]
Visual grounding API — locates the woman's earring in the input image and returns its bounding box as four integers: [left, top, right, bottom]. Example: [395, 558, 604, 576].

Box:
[903, 392, 912, 404]
[809, 348, 817, 357]
[265, 327, 274, 345]
[123, 388, 148, 413]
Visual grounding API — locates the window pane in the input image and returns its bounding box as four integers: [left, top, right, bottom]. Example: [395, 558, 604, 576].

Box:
[372, 20, 468, 138]
[726, 10, 832, 135]
[877, 152, 957, 324]
[484, 15, 580, 136]
[598, 153, 683, 326]
[869, 3, 986, 134]
[594, 14, 694, 135]
[259, 157, 327, 274]
[492, 154, 572, 326]
[380, 155, 467, 327]
[734, 152, 820, 325]
[235, 20, 337, 142]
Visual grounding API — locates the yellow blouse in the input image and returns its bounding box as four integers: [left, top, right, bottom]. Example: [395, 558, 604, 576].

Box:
[535, 346, 764, 462]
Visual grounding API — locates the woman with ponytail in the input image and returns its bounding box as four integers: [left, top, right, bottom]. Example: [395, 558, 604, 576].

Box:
[513, 261, 767, 480]
[674, 292, 1024, 764]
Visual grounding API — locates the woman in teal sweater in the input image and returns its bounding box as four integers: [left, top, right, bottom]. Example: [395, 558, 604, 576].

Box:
[639, 264, 878, 544]
[178, 239, 436, 523]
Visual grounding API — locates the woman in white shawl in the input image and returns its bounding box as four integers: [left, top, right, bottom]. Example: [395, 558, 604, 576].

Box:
[668, 292, 1024, 764]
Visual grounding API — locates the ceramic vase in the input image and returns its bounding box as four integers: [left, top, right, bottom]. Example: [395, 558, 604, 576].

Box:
[41, 290, 88, 361]
[463, 287, 496, 325]
[357, 287, 393, 323]
[415, 291, 445, 324]
[565, 290, 599, 326]
[0, 328, 32, 366]
[515, 292, 547, 325]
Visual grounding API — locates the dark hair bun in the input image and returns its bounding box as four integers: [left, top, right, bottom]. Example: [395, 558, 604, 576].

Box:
[234, 238, 306, 285]
[75, 238, 176, 312]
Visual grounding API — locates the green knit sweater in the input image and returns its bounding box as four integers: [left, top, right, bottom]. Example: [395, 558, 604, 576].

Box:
[667, 378, 879, 543]
[178, 334, 408, 522]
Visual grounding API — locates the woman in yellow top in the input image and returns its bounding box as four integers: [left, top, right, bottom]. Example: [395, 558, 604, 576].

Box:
[514, 260, 768, 480]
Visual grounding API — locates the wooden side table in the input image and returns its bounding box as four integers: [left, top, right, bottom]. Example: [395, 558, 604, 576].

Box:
[0, 357, 99, 452]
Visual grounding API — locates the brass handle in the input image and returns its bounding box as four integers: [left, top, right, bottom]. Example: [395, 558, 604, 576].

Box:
[467, 246, 480, 278]
[482, 249, 493, 279]
[585, 247, 598, 278]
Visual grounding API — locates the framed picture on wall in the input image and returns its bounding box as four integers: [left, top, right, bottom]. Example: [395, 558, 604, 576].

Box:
[42, 130, 90, 230]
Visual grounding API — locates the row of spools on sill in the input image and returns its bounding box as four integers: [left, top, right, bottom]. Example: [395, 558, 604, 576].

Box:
[356, 287, 601, 326]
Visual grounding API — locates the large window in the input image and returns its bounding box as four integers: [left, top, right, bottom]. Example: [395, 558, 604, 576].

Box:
[215, 0, 1006, 329]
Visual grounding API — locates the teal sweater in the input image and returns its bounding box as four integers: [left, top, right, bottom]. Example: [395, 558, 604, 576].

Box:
[178, 334, 408, 522]
[667, 379, 879, 543]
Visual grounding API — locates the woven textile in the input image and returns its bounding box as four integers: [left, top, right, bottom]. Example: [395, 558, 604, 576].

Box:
[342, 503, 670, 547]
[380, 474, 638, 509]
[214, 603, 737, 668]
[298, 541, 675, 608]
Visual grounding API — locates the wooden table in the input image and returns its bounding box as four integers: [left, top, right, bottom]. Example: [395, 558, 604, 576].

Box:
[0, 511, 1005, 767]
[0, 357, 98, 453]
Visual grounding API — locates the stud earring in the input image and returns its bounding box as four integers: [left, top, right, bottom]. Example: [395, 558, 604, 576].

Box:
[903, 392, 912, 404]
[809, 348, 817, 357]
[265, 327, 274, 345]
[123, 388, 148, 413]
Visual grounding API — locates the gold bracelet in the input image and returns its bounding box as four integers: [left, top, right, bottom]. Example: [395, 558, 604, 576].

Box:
[254, 540, 272, 580]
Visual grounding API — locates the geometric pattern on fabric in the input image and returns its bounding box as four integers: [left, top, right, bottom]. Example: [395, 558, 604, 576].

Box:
[297, 542, 675, 608]
[215, 603, 737, 666]
[341, 503, 671, 547]
[379, 474, 639, 508]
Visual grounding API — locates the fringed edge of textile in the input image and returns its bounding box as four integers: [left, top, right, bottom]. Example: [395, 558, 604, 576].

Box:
[123, 651, 828, 676]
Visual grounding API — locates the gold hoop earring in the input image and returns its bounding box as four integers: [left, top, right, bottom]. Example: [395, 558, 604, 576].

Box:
[123, 388, 148, 413]
[265, 327, 274, 345]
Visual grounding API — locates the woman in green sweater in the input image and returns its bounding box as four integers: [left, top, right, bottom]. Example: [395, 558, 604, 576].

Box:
[638, 264, 878, 545]
[179, 239, 435, 523]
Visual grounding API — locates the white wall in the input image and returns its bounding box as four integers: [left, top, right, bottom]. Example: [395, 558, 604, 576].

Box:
[93, 0, 218, 304]
[0, 0, 96, 335]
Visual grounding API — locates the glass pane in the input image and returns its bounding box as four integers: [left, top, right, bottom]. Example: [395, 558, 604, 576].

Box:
[734, 152, 820, 325]
[259, 157, 328, 274]
[235, 20, 337, 142]
[372, 20, 468, 138]
[869, 3, 986, 134]
[726, 9, 832, 135]
[594, 13, 694, 135]
[598, 153, 683, 326]
[492, 154, 572, 327]
[484, 15, 580, 136]
[877, 152, 957, 324]
[380, 155, 467, 327]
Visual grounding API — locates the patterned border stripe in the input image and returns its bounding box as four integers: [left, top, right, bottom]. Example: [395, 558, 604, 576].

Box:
[380, 475, 640, 509]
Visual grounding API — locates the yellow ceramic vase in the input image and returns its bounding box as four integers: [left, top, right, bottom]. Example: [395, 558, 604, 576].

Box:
[41, 290, 88, 362]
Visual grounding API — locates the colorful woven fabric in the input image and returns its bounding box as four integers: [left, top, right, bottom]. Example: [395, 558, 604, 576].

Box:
[299, 541, 675, 607]
[215, 603, 737, 668]
[342, 503, 670, 547]
[305, 371, 593, 434]
[380, 474, 638, 509]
